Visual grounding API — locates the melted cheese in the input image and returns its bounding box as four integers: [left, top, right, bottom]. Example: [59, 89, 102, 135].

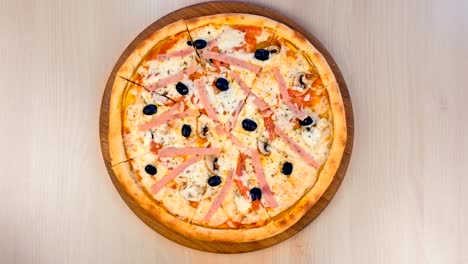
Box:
[216, 27, 246, 50]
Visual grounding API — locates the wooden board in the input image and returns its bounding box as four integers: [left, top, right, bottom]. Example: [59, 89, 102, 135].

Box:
[99, 1, 354, 253]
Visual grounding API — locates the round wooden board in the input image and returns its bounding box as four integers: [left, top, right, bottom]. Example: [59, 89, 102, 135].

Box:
[99, 1, 354, 254]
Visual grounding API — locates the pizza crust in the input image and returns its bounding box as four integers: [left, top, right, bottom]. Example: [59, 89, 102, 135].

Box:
[107, 14, 347, 243]
[185, 13, 279, 32]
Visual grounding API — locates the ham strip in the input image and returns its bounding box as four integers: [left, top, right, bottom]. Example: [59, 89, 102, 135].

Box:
[194, 79, 225, 135]
[248, 149, 278, 208]
[150, 156, 202, 194]
[229, 134, 245, 149]
[156, 47, 194, 60]
[272, 67, 309, 120]
[274, 126, 320, 168]
[146, 66, 197, 91]
[227, 99, 245, 131]
[138, 102, 182, 131]
[203, 169, 234, 222]
[203, 50, 261, 74]
[230, 71, 270, 112]
[170, 109, 199, 120]
[250, 95, 270, 112]
[158, 147, 221, 157]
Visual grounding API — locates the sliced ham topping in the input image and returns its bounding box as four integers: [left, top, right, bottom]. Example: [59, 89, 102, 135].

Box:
[158, 147, 221, 157]
[274, 126, 320, 168]
[206, 39, 218, 49]
[146, 66, 197, 91]
[272, 67, 309, 120]
[230, 71, 270, 112]
[203, 169, 234, 222]
[156, 47, 194, 60]
[138, 102, 182, 131]
[170, 109, 199, 120]
[229, 71, 251, 95]
[203, 50, 261, 74]
[194, 79, 225, 135]
[229, 134, 245, 149]
[248, 148, 278, 208]
[250, 95, 270, 112]
[227, 99, 245, 131]
[150, 156, 202, 194]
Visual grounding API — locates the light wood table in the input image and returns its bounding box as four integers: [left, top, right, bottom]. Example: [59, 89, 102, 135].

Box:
[1, 0, 467, 263]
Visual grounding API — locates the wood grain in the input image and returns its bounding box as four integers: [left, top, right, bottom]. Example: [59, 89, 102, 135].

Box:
[1, 0, 467, 262]
[99, 1, 353, 253]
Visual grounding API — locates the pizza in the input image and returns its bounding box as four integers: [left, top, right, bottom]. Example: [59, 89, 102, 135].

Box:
[108, 13, 347, 242]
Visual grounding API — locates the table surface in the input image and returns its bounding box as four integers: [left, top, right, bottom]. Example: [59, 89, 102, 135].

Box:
[1, 0, 467, 263]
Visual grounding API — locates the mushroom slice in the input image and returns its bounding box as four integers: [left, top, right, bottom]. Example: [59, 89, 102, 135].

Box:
[266, 45, 280, 54]
[197, 116, 210, 139]
[257, 140, 271, 156]
[205, 155, 219, 173]
[293, 72, 316, 89]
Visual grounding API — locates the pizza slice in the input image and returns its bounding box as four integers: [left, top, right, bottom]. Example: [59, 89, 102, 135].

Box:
[190, 140, 271, 229]
[112, 20, 203, 165]
[185, 14, 279, 87]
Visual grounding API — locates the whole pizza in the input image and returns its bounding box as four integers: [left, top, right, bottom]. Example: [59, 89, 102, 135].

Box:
[108, 14, 347, 242]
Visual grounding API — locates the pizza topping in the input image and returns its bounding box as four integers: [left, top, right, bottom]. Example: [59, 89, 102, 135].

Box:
[147, 66, 197, 91]
[198, 124, 209, 139]
[207, 175, 222, 187]
[205, 155, 219, 173]
[248, 149, 278, 208]
[181, 124, 192, 138]
[266, 45, 280, 54]
[180, 186, 204, 202]
[257, 140, 271, 156]
[193, 39, 207, 49]
[144, 164, 157, 175]
[242, 118, 258, 132]
[158, 147, 221, 157]
[249, 187, 262, 201]
[194, 80, 219, 122]
[171, 109, 199, 120]
[229, 72, 270, 112]
[175, 81, 189, 95]
[156, 47, 194, 60]
[254, 49, 270, 61]
[299, 116, 314, 126]
[142, 104, 158, 115]
[214, 77, 230, 91]
[150, 156, 202, 194]
[274, 126, 320, 168]
[194, 79, 225, 135]
[150, 141, 162, 154]
[139, 105, 198, 131]
[138, 102, 182, 131]
[203, 50, 262, 73]
[229, 134, 245, 148]
[292, 72, 314, 89]
[226, 99, 245, 132]
[234, 154, 250, 199]
[281, 162, 293, 175]
[203, 169, 234, 222]
[273, 67, 309, 120]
